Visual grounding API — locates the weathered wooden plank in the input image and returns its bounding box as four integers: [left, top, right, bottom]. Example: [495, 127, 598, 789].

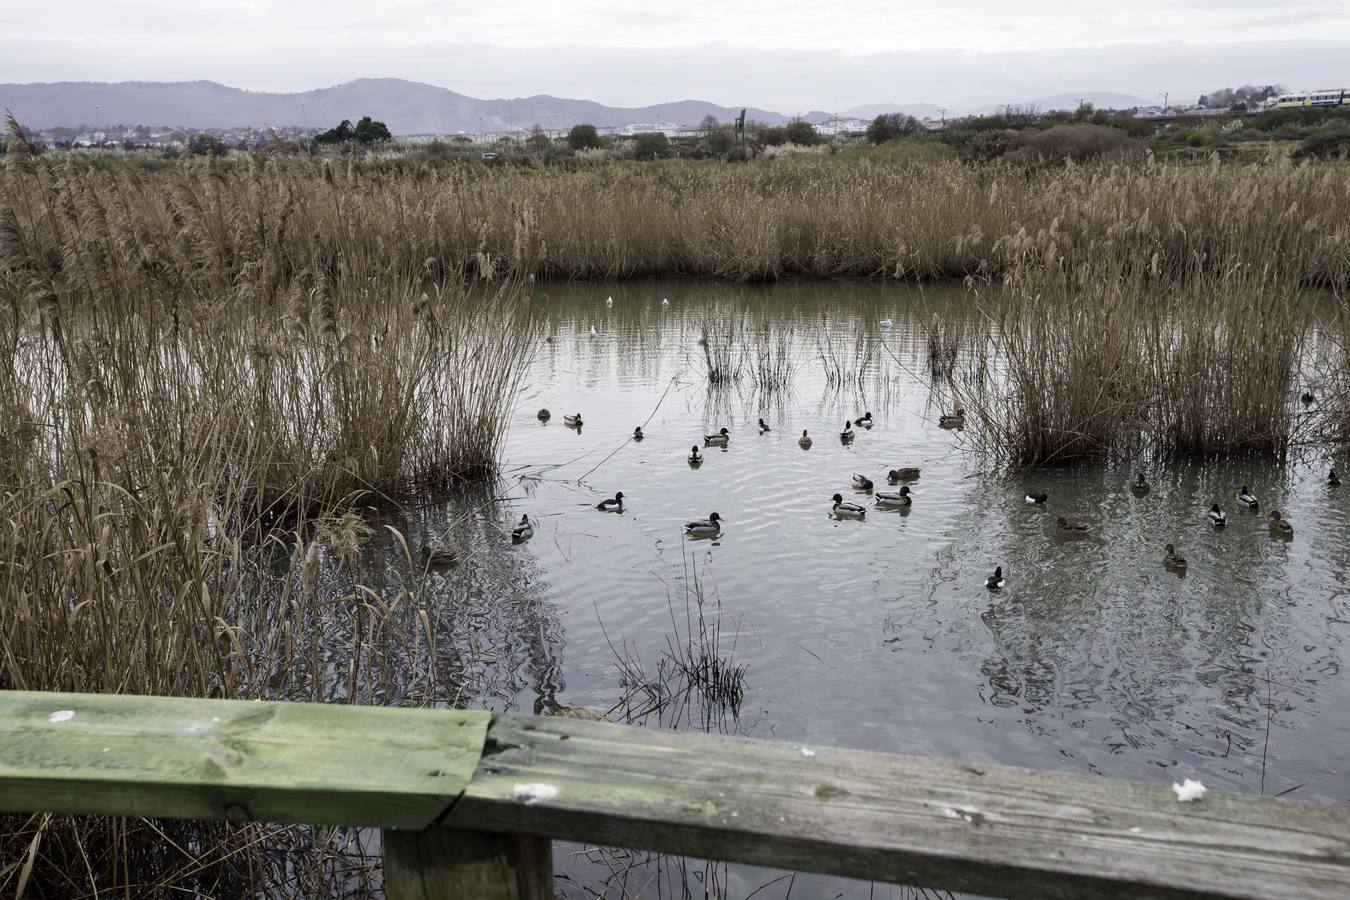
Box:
[383, 827, 552, 900]
[0, 691, 488, 829]
[447, 715, 1350, 900]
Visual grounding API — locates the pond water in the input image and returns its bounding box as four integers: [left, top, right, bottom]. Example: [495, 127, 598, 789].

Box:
[395, 279, 1348, 897]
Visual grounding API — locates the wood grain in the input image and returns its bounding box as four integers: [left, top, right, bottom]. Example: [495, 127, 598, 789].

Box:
[447, 715, 1350, 899]
[384, 827, 552, 900]
[0, 691, 488, 829]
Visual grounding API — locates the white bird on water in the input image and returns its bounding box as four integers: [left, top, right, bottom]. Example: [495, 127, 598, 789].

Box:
[606, 296, 613, 307]
[590, 325, 597, 337]
[662, 297, 670, 306]
[879, 319, 893, 329]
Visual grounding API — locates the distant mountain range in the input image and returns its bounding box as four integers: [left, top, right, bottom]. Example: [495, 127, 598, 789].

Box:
[0, 79, 1157, 134]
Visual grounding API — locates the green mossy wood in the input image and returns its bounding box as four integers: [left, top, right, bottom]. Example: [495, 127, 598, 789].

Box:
[448, 715, 1350, 900]
[0, 691, 488, 829]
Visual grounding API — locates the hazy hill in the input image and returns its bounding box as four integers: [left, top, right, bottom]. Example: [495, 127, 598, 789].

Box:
[0, 78, 787, 133]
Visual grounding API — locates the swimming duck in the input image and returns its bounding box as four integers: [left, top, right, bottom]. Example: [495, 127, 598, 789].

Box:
[758, 418, 771, 433]
[537, 409, 551, 421]
[633, 426, 644, 441]
[511, 514, 535, 542]
[704, 427, 730, 446]
[606, 296, 614, 307]
[831, 493, 867, 519]
[685, 512, 723, 535]
[1056, 516, 1092, 535]
[1237, 486, 1258, 509]
[1207, 504, 1227, 527]
[596, 492, 625, 512]
[590, 326, 597, 337]
[856, 412, 873, 428]
[840, 420, 855, 442]
[1025, 492, 1049, 505]
[420, 546, 459, 568]
[1329, 468, 1342, 486]
[985, 566, 1005, 590]
[1130, 473, 1150, 496]
[879, 319, 893, 329]
[938, 407, 966, 429]
[799, 430, 813, 449]
[852, 473, 874, 491]
[1301, 390, 1315, 405]
[1268, 510, 1293, 535]
[688, 445, 703, 466]
[564, 413, 583, 427]
[888, 467, 921, 482]
[875, 485, 912, 507]
[661, 298, 670, 306]
[1164, 544, 1188, 571]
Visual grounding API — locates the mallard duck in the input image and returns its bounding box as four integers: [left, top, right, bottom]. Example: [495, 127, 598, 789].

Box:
[939, 407, 966, 429]
[564, 413, 583, 427]
[985, 566, 1005, 590]
[888, 467, 921, 483]
[1301, 390, 1315, 405]
[596, 492, 624, 512]
[420, 546, 459, 568]
[1164, 544, 1188, 571]
[1025, 492, 1048, 505]
[688, 445, 703, 465]
[1130, 473, 1149, 496]
[856, 411, 873, 428]
[1056, 516, 1092, 534]
[1207, 504, 1227, 527]
[840, 420, 855, 442]
[633, 426, 644, 441]
[799, 430, 813, 449]
[852, 473, 874, 491]
[831, 493, 867, 519]
[537, 409, 551, 421]
[1329, 468, 1341, 486]
[1268, 510, 1293, 535]
[704, 427, 730, 446]
[1237, 486, 1258, 509]
[685, 512, 722, 535]
[875, 485, 912, 506]
[511, 514, 534, 542]
[758, 418, 771, 433]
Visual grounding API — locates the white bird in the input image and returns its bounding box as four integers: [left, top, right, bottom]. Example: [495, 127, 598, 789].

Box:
[879, 319, 893, 329]
[512, 514, 534, 542]
[661, 297, 670, 306]
[831, 493, 867, 519]
[606, 296, 613, 307]
[685, 512, 723, 535]
[590, 325, 598, 337]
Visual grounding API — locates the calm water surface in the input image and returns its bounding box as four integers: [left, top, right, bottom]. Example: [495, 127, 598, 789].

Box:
[394, 279, 1347, 897]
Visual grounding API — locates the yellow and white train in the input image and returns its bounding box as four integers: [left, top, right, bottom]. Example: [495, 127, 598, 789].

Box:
[1274, 90, 1350, 109]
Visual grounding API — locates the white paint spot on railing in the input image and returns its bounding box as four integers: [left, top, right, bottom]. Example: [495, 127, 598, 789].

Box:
[48, 710, 75, 723]
[512, 783, 560, 805]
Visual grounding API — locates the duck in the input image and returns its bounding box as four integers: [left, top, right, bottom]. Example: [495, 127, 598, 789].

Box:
[879, 319, 894, 329]
[704, 427, 730, 446]
[1130, 473, 1149, 496]
[851, 473, 874, 491]
[1025, 492, 1049, 505]
[632, 426, 644, 441]
[875, 485, 912, 507]
[1301, 389, 1315, 405]
[606, 295, 614, 307]
[1207, 504, 1227, 527]
[685, 512, 722, 535]
[1237, 486, 1259, 509]
[985, 566, 1005, 590]
[420, 546, 459, 568]
[798, 430, 813, 449]
[564, 413, 583, 427]
[1329, 468, 1342, 487]
[887, 467, 921, 483]
[1055, 516, 1092, 535]
[688, 445, 703, 465]
[511, 514, 534, 542]
[590, 326, 597, 337]
[840, 420, 855, 442]
[1164, 544, 1188, 571]
[938, 407, 966, 429]
[856, 411, 873, 428]
[596, 492, 625, 512]
[537, 408, 551, 421]
[661, 297, 670, 307]
[1268, 510, 1293, 535]
[758, 418, 771, 434]
[831, 493, 867, 519]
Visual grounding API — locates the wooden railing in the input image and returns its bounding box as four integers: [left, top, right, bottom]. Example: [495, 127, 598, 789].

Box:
[2, 691, 1348, 898]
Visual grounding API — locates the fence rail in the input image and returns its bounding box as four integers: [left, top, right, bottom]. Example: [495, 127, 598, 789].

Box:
[2, 690, 1348, 898]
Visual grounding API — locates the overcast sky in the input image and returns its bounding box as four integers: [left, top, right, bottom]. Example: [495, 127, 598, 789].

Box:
[6, 1, 1350, 111]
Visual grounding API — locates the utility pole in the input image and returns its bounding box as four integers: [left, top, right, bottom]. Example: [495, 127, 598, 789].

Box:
[300, 102, 308, 151]
[1075, 97, 1087, 116]
[1158, 92, 1169, 113]
[939, 107, 947, 126]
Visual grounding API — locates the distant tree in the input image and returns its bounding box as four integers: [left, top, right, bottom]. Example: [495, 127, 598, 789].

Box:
[785, 120, 820, 145]
[757, 126, 788, 146]
[566, 123, 602, 150]
[316, 116, 391, 145]
[632, 131, 671, 160]
[316, 119, 354, 144]
[705, 125, 736, 156]
[700, 114, 719, 131]
[187, 133, 229, 156]
[544, 143, 576, 167]
[865, 113, 920, 144]
[526, 124, 551, 155]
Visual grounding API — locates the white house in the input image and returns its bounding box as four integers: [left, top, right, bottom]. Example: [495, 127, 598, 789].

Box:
[619, 123, 681, 138]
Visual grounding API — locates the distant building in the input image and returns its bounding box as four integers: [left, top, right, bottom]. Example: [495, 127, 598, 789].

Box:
[812, 117, 869, 136]
[619, 122, 680, 138]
